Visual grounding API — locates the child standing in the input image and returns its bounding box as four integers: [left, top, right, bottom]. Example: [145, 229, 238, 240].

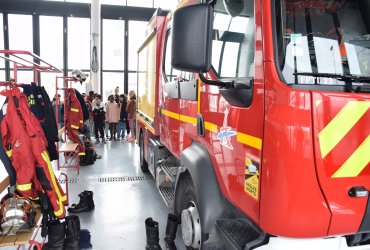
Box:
[117, 94, 128, 140]
[92, 95, 106, 143]
[106, 95, 120, 140]
[126, 90, 136, 142]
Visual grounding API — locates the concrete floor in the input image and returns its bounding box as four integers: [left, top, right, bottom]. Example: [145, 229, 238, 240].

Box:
[5, 140, 186, 250]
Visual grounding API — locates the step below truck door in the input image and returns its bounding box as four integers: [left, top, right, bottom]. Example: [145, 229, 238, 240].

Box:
[312, 91, 370, 235]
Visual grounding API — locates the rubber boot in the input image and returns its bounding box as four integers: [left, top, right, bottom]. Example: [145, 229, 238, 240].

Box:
[145, 218, 162, 250]
[64, 215, 81, 250]
[164, 213, 179, 250]
[43, 220, 65, 250]
[68, 192, 93, 213]
[82, 190, 95, 209]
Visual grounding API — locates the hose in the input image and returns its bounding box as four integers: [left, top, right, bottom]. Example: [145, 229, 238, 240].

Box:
[91, 45, 99, 73]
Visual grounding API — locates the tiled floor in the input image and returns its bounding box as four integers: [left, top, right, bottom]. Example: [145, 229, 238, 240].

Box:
[3, 139, 186, 250]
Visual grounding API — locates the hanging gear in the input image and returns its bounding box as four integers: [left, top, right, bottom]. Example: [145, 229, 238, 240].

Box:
[145, 217, 162, 250]
[65, 89, 86, 155]
[164, 213, 179, 250]
[0, 108, 16, 187]
[67, 190, 94, 214]
[64, 215, 81, 250]
[1, 87, 67, 219]
[43, 220, 65, 250]
[0, 196, 36, 236]
[23, 83, 59, 161]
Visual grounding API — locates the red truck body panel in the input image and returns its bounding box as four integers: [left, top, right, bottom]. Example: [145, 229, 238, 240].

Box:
[137, 0, 370, 239]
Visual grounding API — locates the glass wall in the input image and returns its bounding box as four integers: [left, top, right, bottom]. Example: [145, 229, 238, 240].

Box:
[102, 19, 125, 99]
[40, 16, 64, 96]
[127, 0, 153, 8]
[68, 17, 90, 70]
[128, 21, 147, 94]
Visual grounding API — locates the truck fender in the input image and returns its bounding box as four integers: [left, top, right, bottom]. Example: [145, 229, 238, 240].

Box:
[177, 142, 225, 234]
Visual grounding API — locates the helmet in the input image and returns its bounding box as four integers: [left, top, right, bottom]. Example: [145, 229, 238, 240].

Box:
[0, 196, 36, 236]
[71, 69, 89, 83]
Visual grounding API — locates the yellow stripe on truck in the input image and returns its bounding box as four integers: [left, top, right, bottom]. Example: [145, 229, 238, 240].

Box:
[162, 109, 179, 120]
[161, 109, 262, 150]
[179, 115, 197, 125]
[332, 135, 370, 178]
[204, 122, 218, 133]
[319, 101, 370, 159]
[237, 132, 262, 150]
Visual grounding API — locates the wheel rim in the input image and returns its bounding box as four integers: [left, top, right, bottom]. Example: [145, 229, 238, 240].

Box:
[181, 201, 201, 248]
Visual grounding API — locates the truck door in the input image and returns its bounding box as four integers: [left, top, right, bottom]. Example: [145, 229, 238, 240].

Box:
[160, 27, 181, 157]
[197, 0, 265, 222]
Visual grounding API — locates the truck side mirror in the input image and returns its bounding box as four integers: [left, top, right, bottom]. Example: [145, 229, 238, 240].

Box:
[171, 4, 213, 73]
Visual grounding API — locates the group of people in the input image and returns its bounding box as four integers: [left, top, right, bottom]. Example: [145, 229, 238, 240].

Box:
[86, 87, 137, 143]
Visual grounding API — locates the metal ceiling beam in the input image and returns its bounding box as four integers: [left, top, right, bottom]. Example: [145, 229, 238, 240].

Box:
[0, 0, 156, 21]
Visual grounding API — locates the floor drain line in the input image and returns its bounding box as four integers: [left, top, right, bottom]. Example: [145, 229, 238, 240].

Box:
[59, 178, 78, 184]
[98, 176, 153, 183]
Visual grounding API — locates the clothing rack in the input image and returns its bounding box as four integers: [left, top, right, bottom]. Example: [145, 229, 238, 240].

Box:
[0, 50, 62, 83]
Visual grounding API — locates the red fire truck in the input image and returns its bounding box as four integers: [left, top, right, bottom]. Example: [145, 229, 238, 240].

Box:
[136, 0, 370, 249]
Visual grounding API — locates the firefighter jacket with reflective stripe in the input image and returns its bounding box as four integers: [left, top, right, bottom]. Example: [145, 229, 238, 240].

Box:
[1, 88, 67, 219]
[23, 84, 59, 161]
[0, 108, 16, 187]
[65, 89, 85, 154]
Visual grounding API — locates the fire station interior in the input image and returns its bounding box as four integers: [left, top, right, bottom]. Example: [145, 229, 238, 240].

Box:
[0, 0, 370, 250]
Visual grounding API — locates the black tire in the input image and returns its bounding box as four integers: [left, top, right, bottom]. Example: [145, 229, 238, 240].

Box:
[175, 173, 208, 249]
[139, 133, 148, 172]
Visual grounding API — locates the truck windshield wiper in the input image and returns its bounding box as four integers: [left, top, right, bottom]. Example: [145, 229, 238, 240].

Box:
[293, 72, 370, 84]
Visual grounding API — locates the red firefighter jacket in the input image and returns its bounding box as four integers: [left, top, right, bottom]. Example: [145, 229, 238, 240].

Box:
[65, 89, 85, 155]
[1, 87, 67, 218]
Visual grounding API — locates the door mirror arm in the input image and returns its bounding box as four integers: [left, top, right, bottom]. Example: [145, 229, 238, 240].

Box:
[199, 71, 234, 88]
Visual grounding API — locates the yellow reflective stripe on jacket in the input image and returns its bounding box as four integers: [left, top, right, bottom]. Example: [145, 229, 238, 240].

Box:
[71, 125, 79, 129]
[16, 183, 32, 191]
[79, 152, 86, 156]
[71, 108, 79, 112]
[80, 120, 84, 124]
[54, 199, 64, 217]
[6, 149, 12, 157]
[41, 151, 67, 208]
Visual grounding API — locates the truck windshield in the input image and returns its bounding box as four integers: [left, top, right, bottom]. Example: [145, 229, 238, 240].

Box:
[276, 0, 370, 86]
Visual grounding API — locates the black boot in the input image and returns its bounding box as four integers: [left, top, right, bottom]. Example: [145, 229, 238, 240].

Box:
[44, 220, 65, 250]
[64, 215, 81, 250]
[164, 213, 178, 250]
[82, 190, 95, 209]
[145, 218, 162, 250]
[68, 191, 94, 213]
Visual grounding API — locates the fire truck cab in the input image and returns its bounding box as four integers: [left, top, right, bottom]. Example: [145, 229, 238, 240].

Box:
[136, 0, 370, 249]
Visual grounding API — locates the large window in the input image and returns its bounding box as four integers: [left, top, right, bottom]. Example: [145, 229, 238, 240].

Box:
[8, 14, 34, 81]
[68, 17, 90, 70]
[103, 19, 125, 70]
[102, 19, 125, 99]
[40, 16, 64, 96]
[154, 0, 177, 10]
[127, 0, 153, 8]
[102, 72, 124, 100]
[129, 21, 147, 71]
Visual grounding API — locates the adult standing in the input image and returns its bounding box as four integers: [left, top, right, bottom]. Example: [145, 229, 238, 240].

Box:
[114, 87, 120, 104]
[117, 94, 128, 140]
[126, 90, 136, 142]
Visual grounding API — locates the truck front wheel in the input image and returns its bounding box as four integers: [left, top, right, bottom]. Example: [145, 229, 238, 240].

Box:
[175, 174, 207, 249]
[139, 133, 148, 172]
